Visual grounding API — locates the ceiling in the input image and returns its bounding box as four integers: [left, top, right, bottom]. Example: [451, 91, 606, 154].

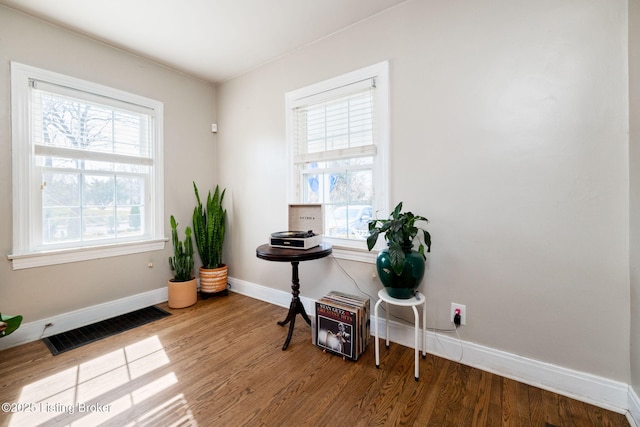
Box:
[0, 0, 407, 84]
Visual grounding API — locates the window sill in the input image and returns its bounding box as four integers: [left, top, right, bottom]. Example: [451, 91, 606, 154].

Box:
[8, 239, 167, 270]
[323, 238, 378, 263]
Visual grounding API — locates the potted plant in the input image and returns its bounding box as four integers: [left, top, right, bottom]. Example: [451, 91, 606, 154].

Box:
[168, 215, 197, 308]
[192, 182, 228, 296]
[0, 313, 23, 338]
[366, 202, 432, 299]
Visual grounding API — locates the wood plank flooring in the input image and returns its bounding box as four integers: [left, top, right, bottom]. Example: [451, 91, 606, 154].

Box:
[0, 292, 630, 426]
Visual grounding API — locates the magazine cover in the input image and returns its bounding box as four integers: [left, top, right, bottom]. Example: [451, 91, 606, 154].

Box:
[316, 301, 357, 360]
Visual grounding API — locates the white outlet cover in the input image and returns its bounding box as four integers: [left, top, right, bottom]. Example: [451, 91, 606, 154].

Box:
[451, 303, 466, 325]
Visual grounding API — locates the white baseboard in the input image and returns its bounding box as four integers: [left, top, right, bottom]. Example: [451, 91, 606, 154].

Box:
[1, 276, 637, 423]
[229, 276, 633, 416]
[629, 386, 640, 427]
[228, 276, 305, 309]
[424, 329, 628, 413]
[0, 287, 168, 351]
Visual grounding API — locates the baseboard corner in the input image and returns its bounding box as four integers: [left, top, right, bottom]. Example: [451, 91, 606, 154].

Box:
[628, 385, 640, 427]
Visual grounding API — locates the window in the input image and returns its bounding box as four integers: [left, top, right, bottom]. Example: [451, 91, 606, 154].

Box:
[9, 63, 165, 269]
[286, 62, 389, 261]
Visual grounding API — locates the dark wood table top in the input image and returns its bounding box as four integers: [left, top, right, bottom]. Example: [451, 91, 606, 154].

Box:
[256, 243, 333, 262]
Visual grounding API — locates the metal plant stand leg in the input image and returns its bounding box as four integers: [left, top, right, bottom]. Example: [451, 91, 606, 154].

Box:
[374, 298, 382, 369]
[374, 289, 427, 381]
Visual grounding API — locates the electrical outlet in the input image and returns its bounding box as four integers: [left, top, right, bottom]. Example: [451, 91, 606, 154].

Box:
[450, 303, 466, 326]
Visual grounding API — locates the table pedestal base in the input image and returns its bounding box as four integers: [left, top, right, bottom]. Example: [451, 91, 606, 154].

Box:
[278, 261, 312, 350]
[256, 243, 332, 351]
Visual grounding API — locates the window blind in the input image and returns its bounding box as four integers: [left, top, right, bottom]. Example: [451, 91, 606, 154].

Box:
[30, 81, 154, 169]
[293, 79, 377, 165]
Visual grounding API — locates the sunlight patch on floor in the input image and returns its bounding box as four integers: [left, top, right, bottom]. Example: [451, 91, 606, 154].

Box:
[9, 335, 196, 426]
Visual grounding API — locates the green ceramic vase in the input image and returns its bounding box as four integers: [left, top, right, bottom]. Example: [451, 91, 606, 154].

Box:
[376, 246, 425, 299]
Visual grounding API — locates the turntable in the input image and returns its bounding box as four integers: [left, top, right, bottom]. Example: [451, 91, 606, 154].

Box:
[269, 230, 323, 250]
[269, 204, 324, 250]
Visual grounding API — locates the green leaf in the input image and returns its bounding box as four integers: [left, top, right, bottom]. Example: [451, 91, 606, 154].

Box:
[388, 241, 405, 275]
[422, 229, 431, 252]
[192, 183, 226, 269]
[367, 230, 380, 251]
[366, 202, 432, 264]
[392, 202, 402, 219]
[169, 214, 194, 281]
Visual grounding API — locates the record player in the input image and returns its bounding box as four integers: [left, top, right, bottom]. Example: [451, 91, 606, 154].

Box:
[269, 230, 323, 249]
[269, 204, 324, 250]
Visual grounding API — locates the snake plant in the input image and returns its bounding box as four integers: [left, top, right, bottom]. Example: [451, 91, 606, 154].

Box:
[192, 182, 226, 269]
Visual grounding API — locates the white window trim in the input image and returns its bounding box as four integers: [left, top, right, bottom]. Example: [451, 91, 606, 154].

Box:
[285, 61, 390, 263]
[8, 62, 165, 270]
[8, 239, 166, 270]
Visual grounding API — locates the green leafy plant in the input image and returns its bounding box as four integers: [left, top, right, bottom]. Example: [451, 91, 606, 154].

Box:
[0, 313, 23, 338]
[192, 183, 226, 269]
[366, 202, 431, 275]
[169, 215, 194, 282]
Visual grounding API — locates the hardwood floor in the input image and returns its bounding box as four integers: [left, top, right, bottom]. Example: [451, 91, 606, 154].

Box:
[0, 292, 630, 426]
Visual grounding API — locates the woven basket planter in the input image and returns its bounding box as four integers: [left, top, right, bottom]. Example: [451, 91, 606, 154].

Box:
[199, 264, 228, 294]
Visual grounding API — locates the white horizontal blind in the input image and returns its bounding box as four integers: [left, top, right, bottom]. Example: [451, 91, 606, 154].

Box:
[31, 80, 155, 165]
[292, 79, 377, 165]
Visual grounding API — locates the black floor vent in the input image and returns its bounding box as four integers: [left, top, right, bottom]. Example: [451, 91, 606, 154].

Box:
[42, 306, 171, 355]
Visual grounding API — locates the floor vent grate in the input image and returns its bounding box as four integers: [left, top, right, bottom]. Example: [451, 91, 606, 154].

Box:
[42, 306, 170, 355]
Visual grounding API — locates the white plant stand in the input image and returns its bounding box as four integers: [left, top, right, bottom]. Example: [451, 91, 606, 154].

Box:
[374, 288, 426, 381]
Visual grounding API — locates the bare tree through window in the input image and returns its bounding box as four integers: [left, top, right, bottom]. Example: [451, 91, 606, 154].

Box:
[37, 89, 146, 244]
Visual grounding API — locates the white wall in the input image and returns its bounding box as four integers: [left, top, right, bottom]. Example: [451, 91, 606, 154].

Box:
[217, 0, 630, 382]
[0, 7, 217, 322]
